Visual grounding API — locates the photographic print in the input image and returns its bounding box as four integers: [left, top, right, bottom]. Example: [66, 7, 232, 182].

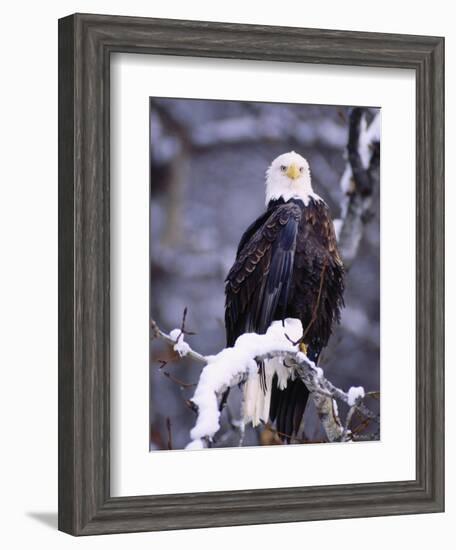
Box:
[58, 15, 444, 533]
[149, 98, 380, 451]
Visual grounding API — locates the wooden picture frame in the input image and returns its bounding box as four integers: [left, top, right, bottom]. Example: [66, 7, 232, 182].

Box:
[58, 13, 444, 535]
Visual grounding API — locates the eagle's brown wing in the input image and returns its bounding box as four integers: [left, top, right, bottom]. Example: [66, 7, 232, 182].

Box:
[291, 200, 345, 353]
[225, 202, 302, 347]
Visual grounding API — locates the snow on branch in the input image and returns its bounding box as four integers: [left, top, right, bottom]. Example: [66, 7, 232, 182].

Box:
[151, 317, 378, 449]
[151, 319, 205, 364]
[335, 108, 380, 268]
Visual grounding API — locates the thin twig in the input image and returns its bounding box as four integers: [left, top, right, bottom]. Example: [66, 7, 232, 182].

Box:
[161, 369, 196, 389]
[351, 415, 372, 435]
[151, 318, 206, 364]
[184, 399, 198, 414]
[166, 417, 173, 450]
[179, 306, 196, 336]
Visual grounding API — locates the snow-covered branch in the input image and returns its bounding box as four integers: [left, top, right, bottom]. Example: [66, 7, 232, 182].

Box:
[335, 108, 380, 269]
[151, 317, 378, 449]
[151, 319, 206, 364]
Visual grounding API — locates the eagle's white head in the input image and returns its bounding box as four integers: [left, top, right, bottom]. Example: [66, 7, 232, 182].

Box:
[265, 151, 321, 206]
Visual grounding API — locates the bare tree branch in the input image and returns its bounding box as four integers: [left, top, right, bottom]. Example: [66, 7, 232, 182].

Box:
[335, 108, 380, 269]
[306, 108, 381, 437]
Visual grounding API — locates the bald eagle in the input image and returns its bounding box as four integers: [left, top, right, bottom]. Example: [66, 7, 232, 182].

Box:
[225, 151, 344, 442]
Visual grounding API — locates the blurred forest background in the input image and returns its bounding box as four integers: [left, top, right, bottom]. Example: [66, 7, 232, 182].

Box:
[149, 98, 380, 450]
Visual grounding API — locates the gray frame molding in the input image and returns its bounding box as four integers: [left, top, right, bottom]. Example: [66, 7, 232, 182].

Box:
[58, 13, 444, 536]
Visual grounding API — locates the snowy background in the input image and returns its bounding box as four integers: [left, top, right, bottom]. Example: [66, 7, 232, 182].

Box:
[149, 98, 380, 450]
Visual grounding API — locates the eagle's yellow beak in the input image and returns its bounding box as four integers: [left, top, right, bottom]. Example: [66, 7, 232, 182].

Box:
[286, 163, 300, 180]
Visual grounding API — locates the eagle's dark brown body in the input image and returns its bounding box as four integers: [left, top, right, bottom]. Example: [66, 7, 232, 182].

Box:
[225, 196, 344, 440]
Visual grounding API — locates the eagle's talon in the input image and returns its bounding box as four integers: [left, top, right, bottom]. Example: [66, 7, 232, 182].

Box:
[299, 342, 308, 355]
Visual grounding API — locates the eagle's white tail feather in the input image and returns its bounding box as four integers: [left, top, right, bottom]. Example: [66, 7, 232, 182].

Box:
[243, 357, 293, 427]
[243, 369, 272, 427]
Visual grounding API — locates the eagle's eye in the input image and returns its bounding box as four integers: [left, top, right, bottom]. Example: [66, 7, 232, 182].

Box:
[280, 165, 287, 172]
[299, 166, 304, 173]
